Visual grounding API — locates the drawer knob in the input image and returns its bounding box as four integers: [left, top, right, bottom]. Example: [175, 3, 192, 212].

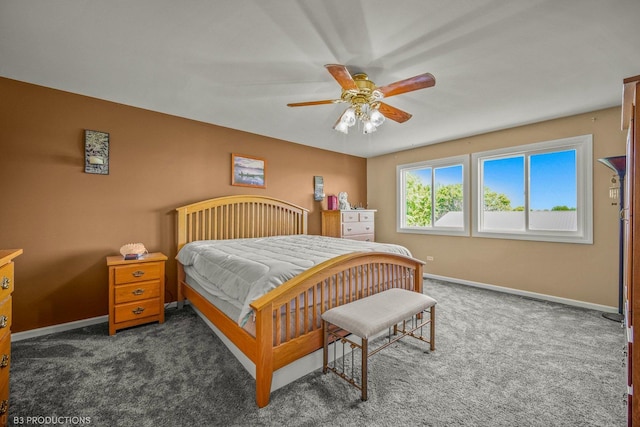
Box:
[346, 228, 352, 231]
[132, 288, 145, 296]
[1, 276, 9, 289]
[0, 315, 7, 328]
[132, 307, 145, 315]
[132, 270, 145, 278]
[0, 354, 8, 368]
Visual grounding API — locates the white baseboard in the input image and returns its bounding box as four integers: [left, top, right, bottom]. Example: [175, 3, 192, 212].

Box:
[12, 301, 180, 342]
[12, 315, 108, 342]
[423, 273, 618, 313]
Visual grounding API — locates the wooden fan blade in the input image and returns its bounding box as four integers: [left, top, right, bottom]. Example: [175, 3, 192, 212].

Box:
[378, 73, 435, 98]
[325, 64, 358, 91]
[378, 102, 412, 123]
[287, 99, 342, 107]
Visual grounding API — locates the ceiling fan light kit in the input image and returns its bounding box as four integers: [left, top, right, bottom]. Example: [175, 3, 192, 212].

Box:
[334, 103, 385, 135]
[288, 64, 435, 135]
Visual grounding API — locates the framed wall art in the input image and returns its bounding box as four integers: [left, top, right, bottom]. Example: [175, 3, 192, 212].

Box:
[84, 129, 110, 175]
[231, 153, 266, 188]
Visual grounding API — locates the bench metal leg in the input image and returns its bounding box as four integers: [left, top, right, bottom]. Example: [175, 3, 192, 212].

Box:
[322, 320, 328, 374]
[430, 305, 436, 351]
[361, 337, 368, 401]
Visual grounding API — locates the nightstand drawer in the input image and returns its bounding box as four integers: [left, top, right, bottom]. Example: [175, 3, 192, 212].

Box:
[114, 262, 162, 285]
[342, 222, 374, 236]
[114, 299, 161, 323]
[0, 263, 13, 301]
[115, 281, 160, 304]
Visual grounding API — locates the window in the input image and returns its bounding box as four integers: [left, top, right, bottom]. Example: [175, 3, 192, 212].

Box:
[472, 135, 592, 243]
[397, 155, 469, 236]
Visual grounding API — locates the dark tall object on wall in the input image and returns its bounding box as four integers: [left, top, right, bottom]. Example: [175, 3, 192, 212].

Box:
[598, 155, 627, 322]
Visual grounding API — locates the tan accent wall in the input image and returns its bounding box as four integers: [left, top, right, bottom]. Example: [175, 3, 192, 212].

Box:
[0, 77, 367, 332]
[368, 107, 626, 307]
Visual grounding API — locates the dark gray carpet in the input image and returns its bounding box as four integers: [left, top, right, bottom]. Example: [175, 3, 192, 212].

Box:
[9, 280, 625, 426]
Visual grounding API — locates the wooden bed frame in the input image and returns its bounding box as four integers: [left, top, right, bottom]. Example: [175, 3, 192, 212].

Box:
[176, 195, 425, 407]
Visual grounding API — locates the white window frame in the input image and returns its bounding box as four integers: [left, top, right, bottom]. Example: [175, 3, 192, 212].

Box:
[471, 134, 593, 244]
[397, 154, 470, 236]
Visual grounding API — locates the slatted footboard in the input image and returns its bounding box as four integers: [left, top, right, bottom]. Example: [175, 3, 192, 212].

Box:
[250, 251, 424, 407]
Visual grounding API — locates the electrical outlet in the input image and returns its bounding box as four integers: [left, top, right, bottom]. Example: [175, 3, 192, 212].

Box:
[426, 256, 434, 261]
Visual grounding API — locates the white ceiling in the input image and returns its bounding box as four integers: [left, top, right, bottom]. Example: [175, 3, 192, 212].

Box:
[2, 1, 640, 158]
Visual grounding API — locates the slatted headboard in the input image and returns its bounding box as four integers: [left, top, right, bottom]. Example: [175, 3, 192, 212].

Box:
[176, 195, 309, 251]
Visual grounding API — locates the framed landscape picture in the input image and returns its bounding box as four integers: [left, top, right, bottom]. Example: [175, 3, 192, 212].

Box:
[231, 153, 266, 188]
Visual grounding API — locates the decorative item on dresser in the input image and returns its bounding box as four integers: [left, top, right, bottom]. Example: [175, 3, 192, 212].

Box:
[622, 74, 640, 426]
[321, 209, 376, 242]
[0, 249, 21, 426]
[107, 252, 167, 335]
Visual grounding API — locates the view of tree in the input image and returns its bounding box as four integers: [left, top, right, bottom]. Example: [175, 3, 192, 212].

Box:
[551, 205, 576, 211]
[405, 172, 431, 226]
[405, 172, 465, 226]
[483, 187, 512, 211]
[435, 183, 463, 221]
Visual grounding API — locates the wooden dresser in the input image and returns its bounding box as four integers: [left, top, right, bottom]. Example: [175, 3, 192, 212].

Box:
[321, 210, 376, 242]
[623, 75, 640, 426]
[0, 249, 21, 425]
[107, 252, 167, 335]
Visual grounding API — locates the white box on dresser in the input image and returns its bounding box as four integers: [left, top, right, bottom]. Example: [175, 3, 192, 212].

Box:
[321, 210, 376, 242]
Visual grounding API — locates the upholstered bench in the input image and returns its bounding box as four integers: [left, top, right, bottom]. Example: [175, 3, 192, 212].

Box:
[322, 288, 437, 401]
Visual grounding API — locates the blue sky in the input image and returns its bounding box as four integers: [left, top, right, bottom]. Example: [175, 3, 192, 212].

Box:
[410, 150, 577, 210]
[412, 165, 461, 187]
[484, 150, 576, 210]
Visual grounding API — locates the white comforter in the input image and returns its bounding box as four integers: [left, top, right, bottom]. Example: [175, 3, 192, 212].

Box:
[176, 235, 412, 325]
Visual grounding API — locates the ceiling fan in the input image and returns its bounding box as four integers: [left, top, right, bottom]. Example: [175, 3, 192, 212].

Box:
[287, 64, 435, 134]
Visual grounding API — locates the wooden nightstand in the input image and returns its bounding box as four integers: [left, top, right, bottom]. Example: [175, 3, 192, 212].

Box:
[107, 252, 167, 335]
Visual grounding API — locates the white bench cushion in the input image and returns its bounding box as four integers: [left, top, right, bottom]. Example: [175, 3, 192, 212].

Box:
[321, 288, 437, 338]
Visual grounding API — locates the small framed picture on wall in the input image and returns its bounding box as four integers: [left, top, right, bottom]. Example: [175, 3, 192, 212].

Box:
[231, 153, 266, 188]
[84, 129, 109, 175]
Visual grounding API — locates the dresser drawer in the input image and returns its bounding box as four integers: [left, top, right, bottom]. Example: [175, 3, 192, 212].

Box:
[0, 298, 10, 342]
[342, 211, 359, 222]
[345, 234, 375, 242]
[115, 281, 160, 304]
[114, 262, 162, 285]
[342, 221, 374, 236]
[0, 378, 7, 420]
[0, 263, 13, 301]
[0, 335, 9, 389]
[358, 212, 374, 222]
[114, 298, 161, 323]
